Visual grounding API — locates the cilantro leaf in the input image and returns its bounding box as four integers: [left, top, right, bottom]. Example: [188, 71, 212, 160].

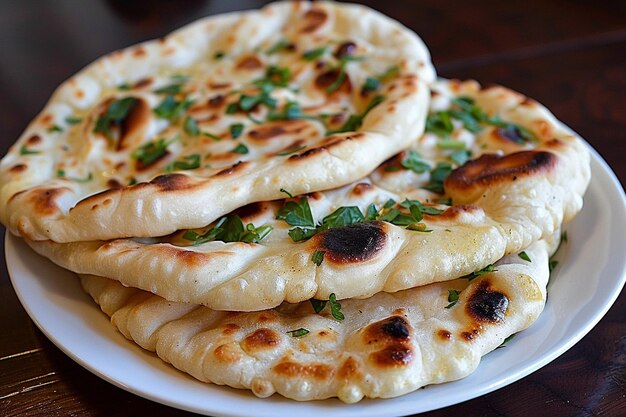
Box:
[312, 250, 326, 266]
[286, 328, 310, 337]
[310, 299, 327, 313]
[518, 251, 532, 262]
[229, 123, 244, 139]
[132, 137, 176, 166]
[231, 143, 249, 154]
[445, 289, 461, 309]
[94, 97, 137, 140]
[276, 198, 315, 228]
[154, 95, 194, 120]
[302, 47, 327, 61]
[183, 116, 200, 136]
[182, 214, 272, 245]
[327, 95, 384, 134]
[166, 154, 200, 172]
[20, 145, 40, 155]
[401, 150, 431, 174]
[329, 293, 344, 321]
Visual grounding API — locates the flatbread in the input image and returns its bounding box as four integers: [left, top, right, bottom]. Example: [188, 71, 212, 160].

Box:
[0, 1, 434, 242]
[27, 79, 590, 311]
[80, 236, 557, 403]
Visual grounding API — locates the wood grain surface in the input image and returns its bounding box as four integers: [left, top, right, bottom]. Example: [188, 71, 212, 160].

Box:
[1, 1, 624, 416]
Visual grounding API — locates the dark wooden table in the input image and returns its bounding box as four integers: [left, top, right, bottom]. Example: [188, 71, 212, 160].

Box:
[1, 1, 625, 416]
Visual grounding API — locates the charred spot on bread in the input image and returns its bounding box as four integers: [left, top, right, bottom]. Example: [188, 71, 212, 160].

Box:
[300, 9, 327, 33]
[316, 221, 386, 264]
[236, 55, 263, 70]
[242, 328, 281, 352]
[370, 345, 413, 367]
[26, 187, 67, 216]
[363, 315, 411, 345]
[445, 151, 556, 190]
[214, 161, 249, 177]
[315, 69, 351, 93]
[149, 173, 195, 191]
[466, 279, 509, 323]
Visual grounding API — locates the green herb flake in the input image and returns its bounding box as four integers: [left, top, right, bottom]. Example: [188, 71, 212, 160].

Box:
[276, 197, 315, 228]
[445, 289, 461, 309]
[47, 124, 63, 133]
[310, 299, 327, 313]
[202, 132, 222, 141]
[154, 84, 184, 95]
[213, 51, 225, 60]
[20, 145, 40, 155]
[94, 97, 137, 140]
[401, 150, 431, 174]
[166, 154, 200, 172]
[467, 264, 497, 281]
[286, 328, 310, 338]
[450, 149, 471, 166]
[266, 39, 292, 55]
[312, 250, 326, 266]
[362, 77, 380, 94]
[302, 47, 327, 61]
[518, 251, 532, 262]
[437, 139, 466, 150]
[377, 65, 400, 82]
[329, 293, 345, 321]
[132, 137, 176, 166]
[65, 116, 83, 125]
[327, 95, 384, 134]
[231, 143, 249, 154]
[229, 123, 244, 139]
[423, 162, 453, 194]
[153, 95, 194, 120]
[182, 214, 272, 246]
[183, 116, 200, 136]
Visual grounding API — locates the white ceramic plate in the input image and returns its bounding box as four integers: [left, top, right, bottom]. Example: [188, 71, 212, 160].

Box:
[7, 146, 626, 417]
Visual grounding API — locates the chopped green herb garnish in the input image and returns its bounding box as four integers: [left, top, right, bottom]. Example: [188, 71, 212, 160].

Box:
[276, 197, 315, 228]
[423, 162, 453, 194]
[518, 251, 532, 262]
[377, 65, 400, 82]
[325, 55, 365, 94]
[154, 84, 184, 95]
[47, 124, 63, 133]
[166, 154, 200, 172]
[302, 47, 327, 61]
[183, 116, 200, 136]
[202, 131, 222, 141]
[182, 214, 272, 245]
[229, 123, 244, 139]
[213, 51, 225, 60]
[153, 95, 194, 120]
[327, 95, 384, 134]
[437, 139, 466, 150]
[450, 149, 471, 166]
[132, 137, 176, 166]
[321, 206, 364, 229]
[117, 83, 132, 91]
[401, 150, 431, 174]
[65, 116, 83, 125]
[128, 177, 138, 185]
[445, 289, 461, 309]
[310, 299, 327, 313]
[362, 77, 380, 94]
[266, 39, 292, 55]
[169, 74, 190, 83]
[20, 145, 40, 155]
[231, 143, 249, 154]
[286, 328, 310, 337]
[466, 264, 497, 281]
[94, 97, 137, 140]
[427, 96, 536, 143]
[312, 250, 326, 266]
[255, 65, 292, 89]
[329, 293, 344, 321]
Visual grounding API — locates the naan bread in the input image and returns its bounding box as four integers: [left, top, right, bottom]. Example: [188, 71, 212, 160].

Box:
[27, 80, 590, 311]
[80, 236, 557, 403]
[0, 1, 434, 242]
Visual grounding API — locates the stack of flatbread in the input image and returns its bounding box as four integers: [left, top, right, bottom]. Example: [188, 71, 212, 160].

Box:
[0, 1, 590, 403]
